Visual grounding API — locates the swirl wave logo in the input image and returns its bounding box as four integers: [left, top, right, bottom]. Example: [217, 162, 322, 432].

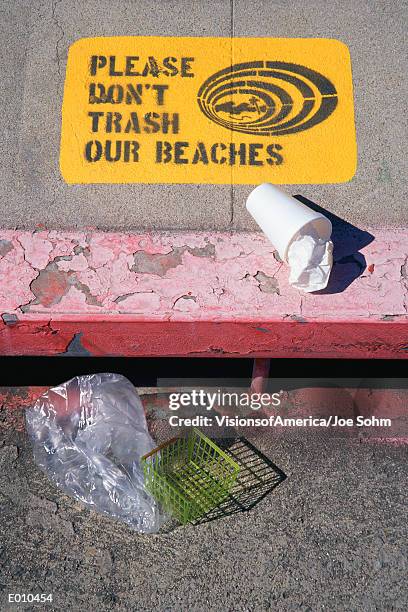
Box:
[197, 61, 338, 136]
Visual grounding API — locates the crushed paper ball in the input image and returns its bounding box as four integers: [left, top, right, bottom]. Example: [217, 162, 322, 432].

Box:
[287, 230, 333, 292]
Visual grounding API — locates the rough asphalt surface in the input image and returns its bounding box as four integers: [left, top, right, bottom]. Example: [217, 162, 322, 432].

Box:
[1, 404, 407, 611]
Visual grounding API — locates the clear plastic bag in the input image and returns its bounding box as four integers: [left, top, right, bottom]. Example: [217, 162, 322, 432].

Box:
[25, 373, 163, 533]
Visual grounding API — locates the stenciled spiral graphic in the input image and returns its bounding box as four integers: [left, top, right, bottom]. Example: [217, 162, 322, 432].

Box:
[197, 61, 338, 136]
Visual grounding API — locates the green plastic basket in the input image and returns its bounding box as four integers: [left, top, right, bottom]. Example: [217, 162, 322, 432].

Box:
[141, 428, 240, 524]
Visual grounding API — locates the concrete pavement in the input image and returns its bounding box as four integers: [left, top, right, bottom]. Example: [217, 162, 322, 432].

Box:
[0, 0, 407, 230]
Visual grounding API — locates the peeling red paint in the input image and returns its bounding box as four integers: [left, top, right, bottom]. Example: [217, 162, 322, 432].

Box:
[30, 265, 70, 307]
[17, 234, 53, 269]
[0, 229, 407, 358]
[0, 318, 407, 358]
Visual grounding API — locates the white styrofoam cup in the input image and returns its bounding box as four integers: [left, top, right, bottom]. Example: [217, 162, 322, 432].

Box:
[246, 183, 332, 262]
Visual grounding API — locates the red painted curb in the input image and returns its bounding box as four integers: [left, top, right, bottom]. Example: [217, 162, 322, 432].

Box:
[1, 229, 407, 358]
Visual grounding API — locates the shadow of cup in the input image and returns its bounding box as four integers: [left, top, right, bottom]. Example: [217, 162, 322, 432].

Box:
[294, 195, 374, 294]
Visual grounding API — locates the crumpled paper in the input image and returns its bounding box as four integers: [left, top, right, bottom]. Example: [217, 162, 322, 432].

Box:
[287, 230, 333, 292]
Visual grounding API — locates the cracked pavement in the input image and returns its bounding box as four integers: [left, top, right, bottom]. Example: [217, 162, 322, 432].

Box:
[0, 401, 407, 611]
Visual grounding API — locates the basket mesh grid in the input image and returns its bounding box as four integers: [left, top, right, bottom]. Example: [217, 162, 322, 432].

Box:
[142, 428, 240, 524]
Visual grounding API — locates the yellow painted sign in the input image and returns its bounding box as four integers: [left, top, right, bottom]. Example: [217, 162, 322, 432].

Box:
[60, 37, 357, 184]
